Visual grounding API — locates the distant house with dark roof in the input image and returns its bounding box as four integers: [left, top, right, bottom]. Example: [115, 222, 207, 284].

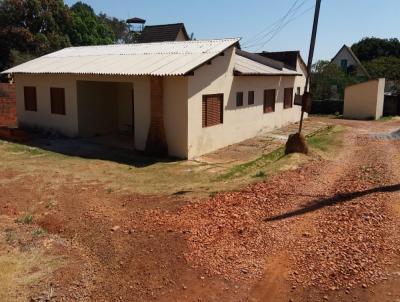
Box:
[139, 23, 189, 43]
[258, 51, 307, 72]
[331, 45, 370, 78]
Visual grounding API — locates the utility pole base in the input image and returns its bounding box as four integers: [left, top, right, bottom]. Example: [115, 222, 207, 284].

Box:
[285, 133, 309, 155]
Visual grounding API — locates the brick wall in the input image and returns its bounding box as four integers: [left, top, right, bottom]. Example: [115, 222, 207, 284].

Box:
[0, 83, 16, 126]
[145, 76, 168, 156]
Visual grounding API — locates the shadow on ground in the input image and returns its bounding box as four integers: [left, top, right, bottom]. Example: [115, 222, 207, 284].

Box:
[3, 135, 180, 167]
[265, 183, 400, 222]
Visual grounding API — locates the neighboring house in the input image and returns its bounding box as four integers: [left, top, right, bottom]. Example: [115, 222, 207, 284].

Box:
[331, 45, 370, 78]
[1, 39, 307, 159]
[138, 23, 189, 43]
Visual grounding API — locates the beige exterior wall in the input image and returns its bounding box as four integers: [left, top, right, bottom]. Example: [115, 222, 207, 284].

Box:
[344, 78, 385, 120]
[15, 74, 79, 136]
[187, 47, 304, 159]
[163, 76, 188, 158]
[14, 74, 151, 147]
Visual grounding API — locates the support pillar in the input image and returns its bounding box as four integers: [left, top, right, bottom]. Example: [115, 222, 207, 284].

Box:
[145, 76, 168, 156]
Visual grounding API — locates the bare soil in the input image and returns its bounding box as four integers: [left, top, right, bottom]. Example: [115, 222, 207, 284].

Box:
[0, 117, 400, 301]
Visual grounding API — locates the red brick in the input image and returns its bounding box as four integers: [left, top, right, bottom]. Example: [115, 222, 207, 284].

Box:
[145, 77, 168, 156]
[0, 84, 17, 126]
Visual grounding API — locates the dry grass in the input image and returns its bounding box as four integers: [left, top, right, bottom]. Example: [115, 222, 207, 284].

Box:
[0, 218, 62, 302]
[0, 125, 343, 198]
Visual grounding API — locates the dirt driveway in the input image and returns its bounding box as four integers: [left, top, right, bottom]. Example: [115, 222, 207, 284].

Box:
[0, 117, 400, 301]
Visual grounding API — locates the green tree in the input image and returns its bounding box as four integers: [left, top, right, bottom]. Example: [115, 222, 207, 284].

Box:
[69, 2, 115, 46]
[311, 60, 360, 100]
[364, 56, 400, 92]
[98, 13, 132, 43]
[351, 37, 400, 62]
[0, 0, 72, 70]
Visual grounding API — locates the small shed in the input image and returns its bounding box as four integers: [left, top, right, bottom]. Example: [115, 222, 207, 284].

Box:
[344, 78, 385, 120]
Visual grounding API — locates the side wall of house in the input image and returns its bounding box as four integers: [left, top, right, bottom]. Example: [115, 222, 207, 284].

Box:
[187, 47, 303, 159]
[163, 76, 188, 158]
[14, 74, 79, 136]
[344, 78, 385, 120]
[13, 74, 151, 145]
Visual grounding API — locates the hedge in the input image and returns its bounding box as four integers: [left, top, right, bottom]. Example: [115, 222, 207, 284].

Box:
[311, 99, 344, 115]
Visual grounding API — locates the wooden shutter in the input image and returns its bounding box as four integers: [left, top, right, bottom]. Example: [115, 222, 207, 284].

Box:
[202, 94, 223, 127]
[263, 89, 276, 113]
[248, 91, 254, 105]
[24, 86, 37, 111]
[284, 88, 293, 109]
[236, 92, 243, 107]
[50, 88, 66, 115]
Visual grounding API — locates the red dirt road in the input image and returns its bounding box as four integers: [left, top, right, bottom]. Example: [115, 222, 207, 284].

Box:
[1, 118, 400, 302]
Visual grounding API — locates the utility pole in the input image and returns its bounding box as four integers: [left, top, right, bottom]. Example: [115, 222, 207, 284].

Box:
[285, 0, 321, 154]
[298, 0, 322, 134]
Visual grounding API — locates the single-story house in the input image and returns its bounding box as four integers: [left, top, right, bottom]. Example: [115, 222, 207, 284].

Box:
[331, 45, 370, 78]
[2, 38, 307, 159]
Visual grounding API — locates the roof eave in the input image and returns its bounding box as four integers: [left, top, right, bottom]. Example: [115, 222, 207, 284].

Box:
[184, 41, 240, 75]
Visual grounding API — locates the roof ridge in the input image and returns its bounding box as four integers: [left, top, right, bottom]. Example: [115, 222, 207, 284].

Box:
[144, 23, 185, 27]
[64, 38, 240, 50]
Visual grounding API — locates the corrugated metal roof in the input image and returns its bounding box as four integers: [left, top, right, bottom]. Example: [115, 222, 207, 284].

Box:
[2, 39, 239, 76]
[234, 54, 301, 76]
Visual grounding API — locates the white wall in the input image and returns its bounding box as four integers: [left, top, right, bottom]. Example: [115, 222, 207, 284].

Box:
[14, 74, 151, 149]
[15, 74, 79, 136]
[187, 47, 303, 159]
[344, 78, 385, 120]
[163, 76, 188, 158]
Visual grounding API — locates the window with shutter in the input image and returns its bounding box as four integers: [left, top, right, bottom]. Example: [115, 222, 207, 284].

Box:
[202, 94, 223, 127]
[24, 86, 37, 111]
[50, 88, 66, 115]
[248, 91, 254, 105]
[236, 92, 243, 107]
[284, 88, 293, 109]
[263, 89, 276, 113]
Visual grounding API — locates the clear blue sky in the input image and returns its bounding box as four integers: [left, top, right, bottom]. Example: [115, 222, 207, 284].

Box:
[64, 0, 399, 61]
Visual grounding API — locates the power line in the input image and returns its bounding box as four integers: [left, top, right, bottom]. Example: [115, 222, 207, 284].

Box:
[242, 0, 309, 48]
[251, 5, 315, 52]
[241, 0, 303, 45]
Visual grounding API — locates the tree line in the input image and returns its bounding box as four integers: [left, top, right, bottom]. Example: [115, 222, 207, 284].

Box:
[311, 37, 400, 100]
[0, 0, 135, 71]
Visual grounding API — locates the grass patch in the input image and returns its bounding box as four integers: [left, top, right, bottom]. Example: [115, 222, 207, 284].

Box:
[216, 147, 284, 181]
[217, 125, 344, 181]
[45, 201, 56, 209]
[32, 227, 46, 237]
[15, 214, 33, 225]
[378, 115, 399, 121]
[5, 144, 45, 155]
[0, 249, 62, 302]
[4, 229, 15, 244]
[306, 125, 344, 152]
